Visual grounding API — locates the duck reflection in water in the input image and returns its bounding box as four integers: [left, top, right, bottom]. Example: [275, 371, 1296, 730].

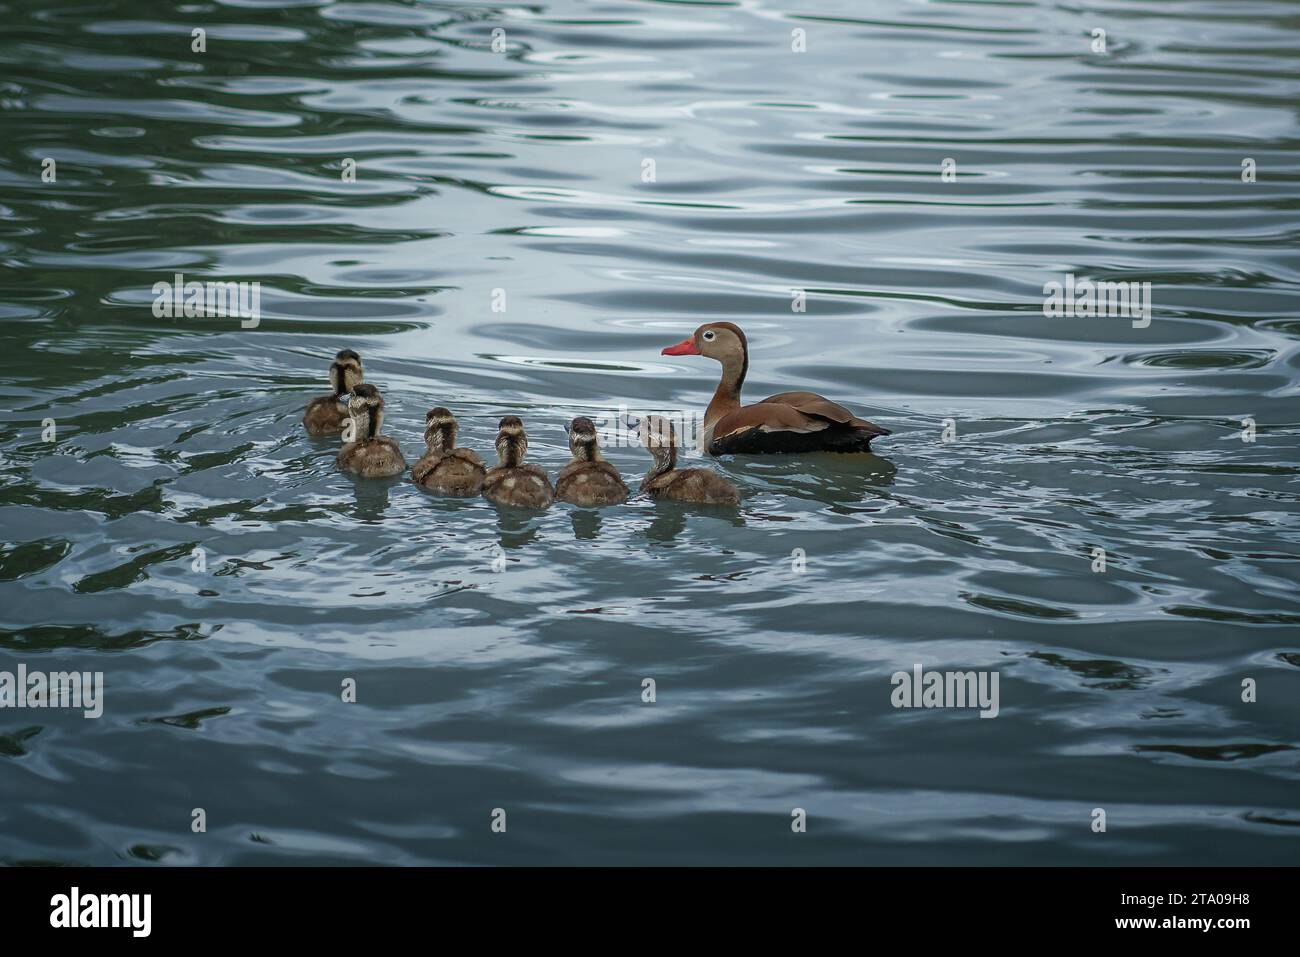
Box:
[570, 507, 603, 540]
[347, 473, 401, 521]
[726, 452, 896, 508]
[640, 498, 747, 544]
[644, 504, 686, 543]
[494, 508, 542, 549]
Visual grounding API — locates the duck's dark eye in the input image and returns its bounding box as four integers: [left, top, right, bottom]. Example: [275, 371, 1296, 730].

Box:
[703, 331, 715, 341]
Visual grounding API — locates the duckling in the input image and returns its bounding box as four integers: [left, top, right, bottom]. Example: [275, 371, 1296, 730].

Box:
[412, 407, 485, 496]
[336, 384, 407, 478]
[482, 416, 554, 509]
[556, 416, 628, 507]
[636, 415, 740, 505]
[303, 349, 364, 435]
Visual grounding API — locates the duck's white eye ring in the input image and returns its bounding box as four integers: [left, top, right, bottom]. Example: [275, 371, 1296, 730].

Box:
[702, 330, 715, 341]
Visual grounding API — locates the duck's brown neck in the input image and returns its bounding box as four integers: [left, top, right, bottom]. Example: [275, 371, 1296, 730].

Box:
[704, 350, 747, 428]
[354, 407, 378, 442]
[644, 445, 677, 482]
[571, 438, 602, 463]
[426, 423, 455, 452]
[498, 435, 524, 468]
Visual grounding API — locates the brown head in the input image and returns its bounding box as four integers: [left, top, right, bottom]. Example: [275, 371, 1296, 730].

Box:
[566, 416, 602, 463]
[636, 414, 678, 473]
[496, 415, 527, 468]
[329, 349, 364, 398]
[661, 322, 748, 389]
[348, 383, 384, 441]
[425, 406, 458, 452]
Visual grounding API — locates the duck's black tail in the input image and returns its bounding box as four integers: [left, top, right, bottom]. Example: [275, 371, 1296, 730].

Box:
[710, 424, 889, 455]
[835, 424, 890, 452]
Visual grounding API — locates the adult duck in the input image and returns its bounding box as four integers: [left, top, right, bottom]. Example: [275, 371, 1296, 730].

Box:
[661, 322, 890, 455]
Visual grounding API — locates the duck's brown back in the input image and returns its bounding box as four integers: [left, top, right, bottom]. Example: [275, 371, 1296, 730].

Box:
[708, 391, 890, 456]
[483, 463, 554, 509]
[304, 395, 347, 435]
[414, 448, 486, 495]
[644, 467, 739, 505]
[557, 460, 628, 507]
[337, 437, 407, 478]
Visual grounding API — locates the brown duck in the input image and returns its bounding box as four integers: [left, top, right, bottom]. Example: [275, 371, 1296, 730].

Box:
[556, 416, 628, 507]
[661, 322, 890, 454]
[636, 415, 739, 505]
[482, 416, 554, 509]
[412, 407, 486, 496]
[336, 384, 407, 478]
[303, 349, 364, 435]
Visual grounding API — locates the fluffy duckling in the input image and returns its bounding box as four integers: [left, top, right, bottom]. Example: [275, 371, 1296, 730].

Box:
[412, 407, 486, 496]
[303, 349, 364, 435]
[482, 416, 554, 509]
[556, 416, 628, 507]
[637, 415, 740, 506]
[336, 384, 407, 478]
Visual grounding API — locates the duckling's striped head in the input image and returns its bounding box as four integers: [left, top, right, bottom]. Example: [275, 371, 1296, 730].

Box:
[638, 414, 678, 469]
[348, 383, 385, 440]
[424, 406, 458, 451]
[566, 416, 601, 461]
[495, 415, 527, 467]
[639, 415, 678, 450]
[329, 349, 364, 398]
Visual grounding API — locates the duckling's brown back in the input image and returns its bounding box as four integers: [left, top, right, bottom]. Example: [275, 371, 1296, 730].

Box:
[304, 395, 347, 435]
[483, 464, 554, 509]
[338, 437, 407, 478]
[648, 467, 738, 505]
[415, 449, 486, 495]
[557, 461, 628, 507]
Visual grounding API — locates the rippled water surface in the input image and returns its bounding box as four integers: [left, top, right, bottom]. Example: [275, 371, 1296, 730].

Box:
[2, 0, 1298, 865]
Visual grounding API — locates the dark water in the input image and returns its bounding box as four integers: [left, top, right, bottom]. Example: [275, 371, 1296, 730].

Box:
[1, 0, 1298, 865]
